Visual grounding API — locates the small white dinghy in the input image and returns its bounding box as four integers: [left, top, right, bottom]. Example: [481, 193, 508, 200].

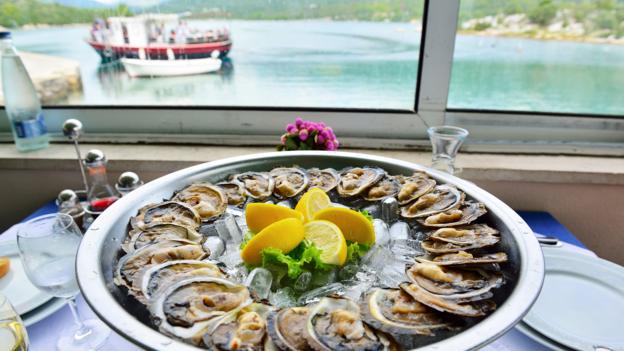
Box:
[121, 49, 222, 77]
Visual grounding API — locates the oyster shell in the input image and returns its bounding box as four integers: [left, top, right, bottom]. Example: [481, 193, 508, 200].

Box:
[418, 201, 486, 227]
[364, 175, 401, 202]
[149, 276, 252, 345]
[395, 173, 437, 205]
[360, 288, 454, 336]
[114, 239, 207, 294]
[305, 296, 395, 351]
[421, 224, 500, 254]
[217, 182, 247, 206]
[140, 259, 225, 301]
[232, 172, 275, 201]
[400, 185, 462, 219]
[122, 223, 203, 253]
[307, 168, 340, 192]
[399, 282, 496, 317]
[405, 262, 503, 303]
[267, 307, 313, 351]
[173, 183, 228, 221]
[419, 251, 508, 266]
[337, 167, 384, 197]
[131, 201, 201, 230]
[204, 302, 278, 351]
[270, 167, 309, 199]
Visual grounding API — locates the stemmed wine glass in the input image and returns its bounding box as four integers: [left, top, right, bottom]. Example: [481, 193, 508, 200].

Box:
[0, 293, 28, 351]
[17, 213, 111, 351]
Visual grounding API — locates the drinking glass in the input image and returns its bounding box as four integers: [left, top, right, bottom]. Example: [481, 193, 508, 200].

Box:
[427, 126, 469, 175]
[17, 213, 110, 351]
[0, 293, 28, 351]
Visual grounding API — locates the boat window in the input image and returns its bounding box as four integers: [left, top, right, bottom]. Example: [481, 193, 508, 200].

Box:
[447, 0, 624, 116]
[3, 1, 426, 111]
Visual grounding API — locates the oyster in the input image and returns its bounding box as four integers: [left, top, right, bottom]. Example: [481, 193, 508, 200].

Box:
[400, 282, 496, 317]
[267, 307, 313, 351]
[400, 185, 462, 219]
[232, 172, 275, 201]
[360, 288, 454, 336]
[204, 303, 278, 351]
[131, 201, 201, 230]
[421, 224, 500, 254]
[305, 296, 396, 351]
[405, 262, 503, 303]
[114, 239, 207, 294]
[149, 276, 252, 345]
[364, 175, 401, 202]
[337, 167, 384, 197]
[122, 223, 203, 253]
[395, 173, 437, 205]
[307, 168, 340, 192]
[419, 201, 487, 227]
[270, 167, 309, 199]
[173, 183, 228, 221]
[140, 259, 225, 300]
[419, 251, 508, 266]
[217, 182, 247, 206]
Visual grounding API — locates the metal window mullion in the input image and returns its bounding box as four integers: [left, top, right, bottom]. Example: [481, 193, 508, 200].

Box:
[416, 0, 460, 127]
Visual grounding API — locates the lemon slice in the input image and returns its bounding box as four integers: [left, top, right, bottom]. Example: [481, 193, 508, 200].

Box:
[240, 217, 304, 265]
[295, 188, 331, 222]
[313, 207, 375, 245]
[246, 203, 304, 233]
[304, 220, 347, 266]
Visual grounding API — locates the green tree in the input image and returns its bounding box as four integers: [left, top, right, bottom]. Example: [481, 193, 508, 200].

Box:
[528, 0, 558, 26]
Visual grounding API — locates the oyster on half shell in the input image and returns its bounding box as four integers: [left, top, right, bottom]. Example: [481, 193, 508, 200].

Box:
[173, 183, 228, 222]
[204, 302, 278, 351]
[419, 201, 486, 227]
[421, 224, 500, 254]
[360, 288, 454, 336]
[400, 185, 462, 219]
[395, 173, 437, 205]
[131, 201, 201, 230]
[267, 307, 313, 351]
[232, 172, 275, 201]
[140, 259, 225, 301]
[217, 182, 247, 206]
[419, 251, 508, 267]
[149, 276, 253, 346]
[364, 175, 401, 202]
[270, 167, 309, 199]
[122, 223, 203, 254]
[399, 282, 496, 318]
[337, 167, 385, 197]
[307, 168, 340, 192]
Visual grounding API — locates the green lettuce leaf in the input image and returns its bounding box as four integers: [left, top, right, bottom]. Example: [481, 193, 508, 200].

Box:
[359, 209, 373, 223]
[239, 231, 254, 249]
[346, 241, 370, 263]
[260, 241, 333, 280]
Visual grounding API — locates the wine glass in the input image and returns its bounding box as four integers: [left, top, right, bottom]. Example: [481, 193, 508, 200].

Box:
[17, 213, 111, 351]
[427, 125, 469, 175]
[0, 293, 28, 351]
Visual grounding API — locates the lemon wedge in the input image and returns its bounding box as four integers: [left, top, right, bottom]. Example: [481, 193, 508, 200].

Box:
[313, 207, 375, 245]
[240, 217, 304, 265]
[245, 203, 304, 233]
[304, 220, 347, 266]
[295, 188, 331, 222]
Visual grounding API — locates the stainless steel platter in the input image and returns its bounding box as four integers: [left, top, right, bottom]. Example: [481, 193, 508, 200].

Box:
[76, 151, 544, 351]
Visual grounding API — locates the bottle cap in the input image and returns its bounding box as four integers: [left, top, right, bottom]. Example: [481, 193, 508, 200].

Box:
[117, 171, 141, 188]
[0, 32, 11, 40]
[84, 149, 106, 166]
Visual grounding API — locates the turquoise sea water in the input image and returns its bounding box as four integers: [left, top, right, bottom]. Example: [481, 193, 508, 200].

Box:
[10, 20, 624, 115]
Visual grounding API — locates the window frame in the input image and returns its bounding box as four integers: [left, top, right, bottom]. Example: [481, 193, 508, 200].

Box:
[0, 0, 622, 156]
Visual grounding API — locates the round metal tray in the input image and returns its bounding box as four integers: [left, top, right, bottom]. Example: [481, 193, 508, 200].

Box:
[76, 151, 544, 351]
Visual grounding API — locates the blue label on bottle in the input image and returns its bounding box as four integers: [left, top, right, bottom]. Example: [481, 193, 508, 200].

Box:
[13, 113, 47, 139]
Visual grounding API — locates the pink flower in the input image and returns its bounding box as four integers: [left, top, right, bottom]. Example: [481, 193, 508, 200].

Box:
[326, 141, 336, 151]
[286, 123, 297, 134]
[280, 134, 287, 144]
[299, 129, 309, 141]
[295, 117, 304, 128]
[316, 133, 326, 144]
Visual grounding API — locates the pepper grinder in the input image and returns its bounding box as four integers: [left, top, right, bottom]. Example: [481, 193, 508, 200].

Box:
[62, 119, 89, 195]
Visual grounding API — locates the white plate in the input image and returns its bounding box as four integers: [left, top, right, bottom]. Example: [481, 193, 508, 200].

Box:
[21, 297, 66, 327]
[515, 321, 573, 351]
[0, 242, 53, 315]
[523, 246, 624, 351]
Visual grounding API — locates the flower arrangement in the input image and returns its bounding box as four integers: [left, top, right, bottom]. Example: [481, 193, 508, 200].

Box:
[277, 117, 340, 151]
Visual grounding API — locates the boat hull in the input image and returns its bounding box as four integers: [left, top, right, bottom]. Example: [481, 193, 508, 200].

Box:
[120, 57, 222, 77]
[87, 40, 232, 61]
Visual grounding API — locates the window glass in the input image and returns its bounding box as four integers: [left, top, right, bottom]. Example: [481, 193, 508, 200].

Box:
[2, 1, 424, 109]
[448, 0, 624, 116]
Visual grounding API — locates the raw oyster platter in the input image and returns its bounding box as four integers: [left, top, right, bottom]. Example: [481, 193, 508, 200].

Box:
[76, 152, 544, 351]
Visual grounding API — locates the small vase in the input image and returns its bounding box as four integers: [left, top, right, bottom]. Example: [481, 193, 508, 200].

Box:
[427, 126, 469, 175]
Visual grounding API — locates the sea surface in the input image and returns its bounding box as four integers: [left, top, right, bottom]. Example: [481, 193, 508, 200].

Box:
[10, 20, 624, 115]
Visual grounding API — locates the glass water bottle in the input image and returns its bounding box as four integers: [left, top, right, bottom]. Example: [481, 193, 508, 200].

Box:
[84, 149, 119, 212]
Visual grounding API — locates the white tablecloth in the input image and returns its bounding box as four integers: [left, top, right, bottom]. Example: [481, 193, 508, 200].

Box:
[1, 223, 593, 351]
